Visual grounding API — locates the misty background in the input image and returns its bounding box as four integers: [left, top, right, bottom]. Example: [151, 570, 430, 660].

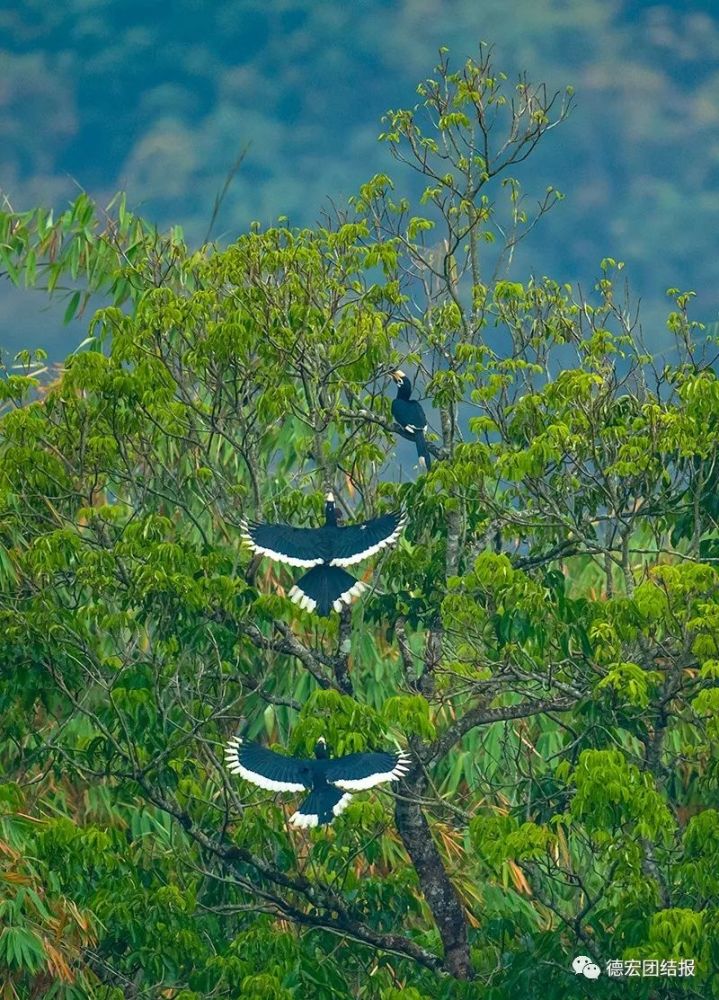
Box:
[2, 0, 718, 358]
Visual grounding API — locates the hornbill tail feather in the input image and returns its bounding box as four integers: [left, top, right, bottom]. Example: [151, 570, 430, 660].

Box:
[289, 565, 367, 617]
[289, 787, 353, 828]
[413, 428, 431, 469]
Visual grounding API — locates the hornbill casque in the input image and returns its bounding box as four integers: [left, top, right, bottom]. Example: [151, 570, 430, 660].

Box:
[225, 734, 411, 827]
[390, 369, 431, 470]
[240, 492, 406, 616]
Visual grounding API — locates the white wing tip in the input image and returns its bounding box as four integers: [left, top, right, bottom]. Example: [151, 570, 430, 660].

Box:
[224, 736, 243, 757]
[391, 752, 412, 780]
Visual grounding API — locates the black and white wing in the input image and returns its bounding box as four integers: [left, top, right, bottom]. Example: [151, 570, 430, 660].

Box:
[323, 749, 411, 791]
[392, 397, 427, 433]
[225, 737, 309, 792]
[329, 510, 407, 568]
[240, 519, 325, 568]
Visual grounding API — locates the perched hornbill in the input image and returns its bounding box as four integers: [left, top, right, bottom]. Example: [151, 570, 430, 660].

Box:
[240, 492, 406, 616]
[390, 370, 431, 469]
[225, 735, 411, 827]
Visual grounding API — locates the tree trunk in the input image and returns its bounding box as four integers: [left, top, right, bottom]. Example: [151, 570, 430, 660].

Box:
[395, 769, 473, 980]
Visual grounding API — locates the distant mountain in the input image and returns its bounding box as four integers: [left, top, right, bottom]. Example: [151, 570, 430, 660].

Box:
[2, 0, 719, 356]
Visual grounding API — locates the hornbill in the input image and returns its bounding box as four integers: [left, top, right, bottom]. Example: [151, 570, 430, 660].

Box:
[240, 492, 406, 616]
[225, 734, 411, 827]
[390, 370, 431, 469]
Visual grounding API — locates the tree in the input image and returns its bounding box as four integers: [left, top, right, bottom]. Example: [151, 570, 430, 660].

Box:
[0, 47, 717, 998]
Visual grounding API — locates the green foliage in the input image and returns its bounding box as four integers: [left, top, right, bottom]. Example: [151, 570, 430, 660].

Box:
[569, 750, 675, 842]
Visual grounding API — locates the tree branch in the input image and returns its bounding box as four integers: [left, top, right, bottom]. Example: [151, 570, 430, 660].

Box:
[135, 775, 445, 973]
[427, 696, 575, 764]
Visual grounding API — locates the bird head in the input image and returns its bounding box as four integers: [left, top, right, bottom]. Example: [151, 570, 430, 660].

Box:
[391, 370, 413, 398]
[324, 491, 341, 526]
[314, 737, 330, 759]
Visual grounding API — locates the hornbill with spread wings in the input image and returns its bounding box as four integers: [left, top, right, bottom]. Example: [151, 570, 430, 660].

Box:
[240, 492, 406, 616]
[225, 734, 411, 827]
[390, 369, 431, 470]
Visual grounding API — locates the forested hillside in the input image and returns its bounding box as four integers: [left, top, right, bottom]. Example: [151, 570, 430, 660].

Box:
[3, 1, 719, 355]
[1, 45, 718, 1000]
